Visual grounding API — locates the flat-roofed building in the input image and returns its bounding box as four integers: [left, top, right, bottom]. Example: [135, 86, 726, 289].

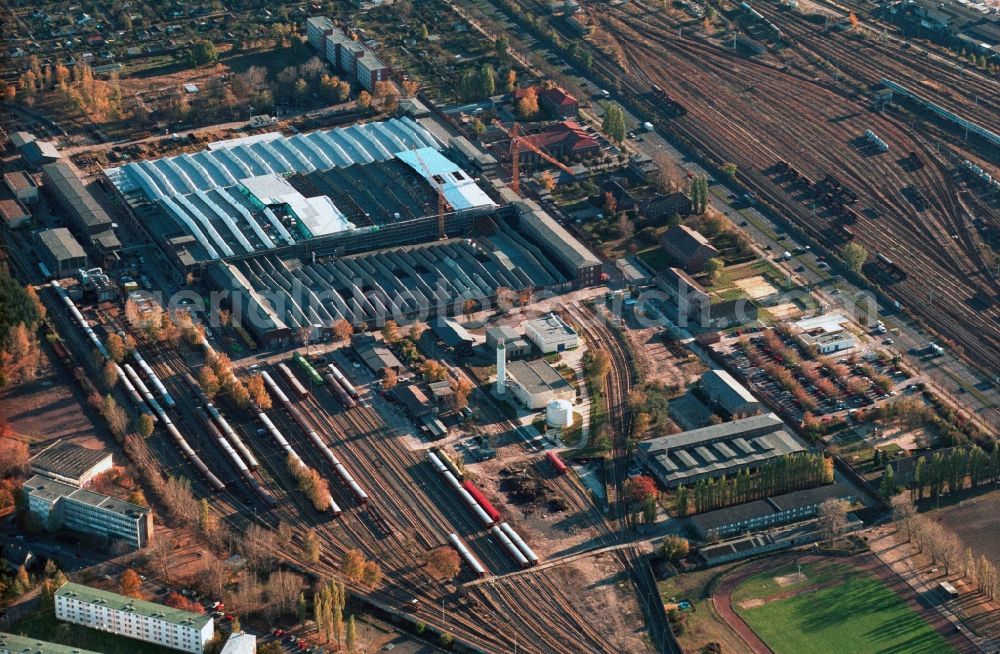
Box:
[690, 483, 857, 541]
[524, 313, 578, 354]
[219, 631, 257, 654]
[4, 171, 39, 204]
[30, 440, 113, 488]
[306, 16, 335, 51]
[37, 228, 88, 277]
[636, 414, 806, 488]
[793, 313, 856, 354]
[55, 583, 213, 653]
[23, 475, 153, 549]
[0, 632, 103, 654]
[700, 369, 761, 417]
[485, 325, 532, 359]
[506, 359, 575, 409]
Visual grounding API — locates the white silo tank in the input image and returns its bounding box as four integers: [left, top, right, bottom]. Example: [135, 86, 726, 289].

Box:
[546, 399, 574, 428]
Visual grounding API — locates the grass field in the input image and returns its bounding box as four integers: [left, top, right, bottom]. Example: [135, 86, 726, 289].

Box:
[10, 609, 179, 654]
[734, 562, 953, 654]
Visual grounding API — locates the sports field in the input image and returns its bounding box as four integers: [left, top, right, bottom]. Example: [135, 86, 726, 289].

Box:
[733, 561, 953, 654]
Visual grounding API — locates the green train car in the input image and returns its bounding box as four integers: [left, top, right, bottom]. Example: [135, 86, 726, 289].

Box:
[292, 352, 324, 386]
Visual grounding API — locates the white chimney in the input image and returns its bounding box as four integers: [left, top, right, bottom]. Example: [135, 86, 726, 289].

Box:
[496, 339, 506, 395]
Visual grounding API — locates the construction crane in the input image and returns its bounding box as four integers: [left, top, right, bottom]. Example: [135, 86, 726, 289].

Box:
[411, 147, 450, 240]
[492, 120, 575, 195]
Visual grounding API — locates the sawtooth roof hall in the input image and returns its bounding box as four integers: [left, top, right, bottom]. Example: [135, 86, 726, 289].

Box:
[103, 119, 495, 263]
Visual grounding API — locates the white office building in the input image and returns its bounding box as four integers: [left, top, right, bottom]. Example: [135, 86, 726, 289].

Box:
[523, 313, 579, 354]
[55, 583, 213, 654]
[23, 475, 153, 549]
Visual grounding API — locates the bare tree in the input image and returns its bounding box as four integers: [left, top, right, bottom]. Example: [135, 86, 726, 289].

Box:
[817, 498, 850, 545]
[264, 570, 303, 619]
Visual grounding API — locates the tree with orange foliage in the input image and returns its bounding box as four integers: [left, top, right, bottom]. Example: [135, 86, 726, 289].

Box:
[120, 569, 142, 598]
[382, 368, 398, 390]
[165, 592, 205, 613]
[425, 546, 461, 580]
[332, 319, 354, 342]
[517, 87, 539, 119]
[625, 475, 658, 504]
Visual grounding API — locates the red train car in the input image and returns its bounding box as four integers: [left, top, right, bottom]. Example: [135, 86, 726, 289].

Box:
[461, 480, 501, 523]
[546, 451, 568, 475]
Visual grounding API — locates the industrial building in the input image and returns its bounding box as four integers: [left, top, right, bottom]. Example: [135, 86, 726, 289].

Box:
[103, 118, 497, 271]
[307, 18, 389, 92]
[793, 313, 856, 354]
[29, 440, 113, 488]
[0, 632, 102, 654]
[55, 583, 213, 654]
[636, 413, 806, 488]
[486, 325, 532, 359]
[505, 359, 576, 409]
[353, 334, 402, 377]
[209, 209, 579, 346]
[41, 162, 120, 263]
[37, 228, 88, 277]
[656, 267, 709, 325]
[509, 121, 601, 163]
[19, 138, 62, 169]
[23, 475, 153, 549]
[699, 369, 761, 417]
[690, 483, 857, 541]
[4, 170, 39, 204]
[0, 197, 30, 230]
[660, 224, 719, 273]
[524, 313, 579, 353]
[430, 317, 475, 356]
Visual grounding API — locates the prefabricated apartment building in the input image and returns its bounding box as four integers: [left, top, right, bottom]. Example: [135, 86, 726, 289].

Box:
[103, 117, 600, 348]
[307, 17, 389, 92]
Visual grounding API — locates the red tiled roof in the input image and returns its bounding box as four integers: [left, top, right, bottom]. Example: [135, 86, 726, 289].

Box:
[540, 87, 578, 108]
[521, 120, 599, 152]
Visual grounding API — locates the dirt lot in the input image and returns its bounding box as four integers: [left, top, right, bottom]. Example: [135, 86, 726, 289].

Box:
[547, 556, 654, 654]
[625, 326, 707, 390]
[931, 490, 1000, 567]
[734, 275, 779, 300]
[0, 344, 101, 448]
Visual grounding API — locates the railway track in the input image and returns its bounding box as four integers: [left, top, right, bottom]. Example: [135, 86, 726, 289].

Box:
[575, 3, 1000, 374]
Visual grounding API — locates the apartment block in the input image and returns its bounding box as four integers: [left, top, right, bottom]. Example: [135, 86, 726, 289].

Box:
[55, 583, 213, 654]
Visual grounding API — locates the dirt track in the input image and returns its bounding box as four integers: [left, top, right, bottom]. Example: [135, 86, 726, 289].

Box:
[712, 551, 980, 654]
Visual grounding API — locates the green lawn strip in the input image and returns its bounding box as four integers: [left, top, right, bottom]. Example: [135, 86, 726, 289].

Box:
[636, 247, 673, 272]
[10, 609, 178, 654]
[735, 566, 954, 654]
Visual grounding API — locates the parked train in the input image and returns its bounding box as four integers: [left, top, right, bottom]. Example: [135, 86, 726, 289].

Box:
[49, 281, 223, 491]
[184, 373, 261, 470]
[326, 363, 360, 401]
[278, 362, 310, 400]
[447, 533, 487, 578]
[427, 451, 494, 528]
[546, 451, 568, 475]
[132, 349, 175, 409]
[462, 480, 501, 524]
[293, 352, 324, 387]
[325, 372, 357, 409]
[262, 368, 367, 505]
[500, 522, 540, 567]
[433, 448, 465, 481]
